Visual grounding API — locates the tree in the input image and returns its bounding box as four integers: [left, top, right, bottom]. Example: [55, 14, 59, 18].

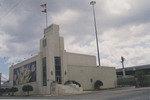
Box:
[134, 69, 146, 87]
[22, 85, 33, 96]
[94, 80, 103, 90]
[10, 87, 18, 96]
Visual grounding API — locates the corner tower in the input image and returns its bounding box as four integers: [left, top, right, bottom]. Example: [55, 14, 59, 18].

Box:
[39, 24, 66, 90]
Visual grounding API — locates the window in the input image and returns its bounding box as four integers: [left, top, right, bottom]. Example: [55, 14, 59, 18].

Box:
[43, 39, 47, 47]
[42, 57, 47, 86]
[55, 57, 61, 84]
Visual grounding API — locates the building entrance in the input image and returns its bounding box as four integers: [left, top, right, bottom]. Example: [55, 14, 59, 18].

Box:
[55, 57, 62, 84]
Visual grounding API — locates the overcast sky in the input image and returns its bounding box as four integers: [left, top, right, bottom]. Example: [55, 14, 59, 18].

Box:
[0, 0, 150, 78]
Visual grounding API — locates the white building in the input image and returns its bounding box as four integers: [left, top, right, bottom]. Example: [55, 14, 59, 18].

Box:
[9, 24, 117, 95]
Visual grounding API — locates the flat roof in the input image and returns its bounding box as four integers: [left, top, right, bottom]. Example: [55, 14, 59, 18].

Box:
[116, 64, 150, 72]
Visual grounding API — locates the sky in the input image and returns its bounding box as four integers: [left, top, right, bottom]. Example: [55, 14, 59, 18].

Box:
[0, 0, 150, 79]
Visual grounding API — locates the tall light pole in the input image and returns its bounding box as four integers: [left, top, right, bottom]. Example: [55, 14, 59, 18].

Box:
[90, 1, 101, 67]
[0, 73, 1, 89]
[121, 56, 126, 77]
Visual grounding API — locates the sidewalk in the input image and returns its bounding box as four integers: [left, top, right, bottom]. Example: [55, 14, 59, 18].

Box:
[35, 86, 136, 97]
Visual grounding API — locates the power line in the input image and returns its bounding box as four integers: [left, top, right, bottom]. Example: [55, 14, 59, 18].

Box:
[0, 0, 24, 19]
[1, 74, 8, 80]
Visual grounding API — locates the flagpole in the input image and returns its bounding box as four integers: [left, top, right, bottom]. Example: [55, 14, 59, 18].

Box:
[41, 3, 48, 28]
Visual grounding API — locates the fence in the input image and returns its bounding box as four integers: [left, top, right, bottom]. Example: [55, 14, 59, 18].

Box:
[117, 75, 150, 87]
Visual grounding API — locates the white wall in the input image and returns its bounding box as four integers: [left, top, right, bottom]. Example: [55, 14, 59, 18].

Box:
[66, 52, 117, 90]
[67, 66, 117, 90]
[67, 52, 96, 67]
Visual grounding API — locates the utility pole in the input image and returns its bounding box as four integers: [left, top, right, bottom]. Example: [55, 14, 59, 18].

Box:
[90, 1, 101, 67]
[121, 56, 126, 77]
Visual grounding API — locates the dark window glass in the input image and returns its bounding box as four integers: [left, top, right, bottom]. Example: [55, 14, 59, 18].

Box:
[42, 57, 47, 86]
[55, 57, 61, 84]
[43, 39, 47, 47]
[56, 71, 61, 76]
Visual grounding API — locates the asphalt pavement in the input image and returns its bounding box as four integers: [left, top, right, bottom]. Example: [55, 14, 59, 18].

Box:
[0, 87, 150, 100]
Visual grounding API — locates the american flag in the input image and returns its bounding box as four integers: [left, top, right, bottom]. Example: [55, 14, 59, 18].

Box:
[40, 4, 46, 8]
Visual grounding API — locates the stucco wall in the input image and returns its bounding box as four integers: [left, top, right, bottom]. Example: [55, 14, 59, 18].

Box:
[66, 52, 96, 67]
[66, 52, 117, 90]
[67, 66, 117, 90]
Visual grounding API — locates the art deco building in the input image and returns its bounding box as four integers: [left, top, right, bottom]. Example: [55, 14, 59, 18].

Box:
[9, 24, 117, 95]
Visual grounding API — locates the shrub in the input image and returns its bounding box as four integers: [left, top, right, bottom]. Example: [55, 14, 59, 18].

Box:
[94, 80, 103, 90]
[5, 88, 10, 95]
[0, 88, 5, 96]
[64, 80, 81, 87]
[117, 77, 136, 86]
[22, 85, 33, 96]
[134, 69, 146, 87]
[10, 87, 18, 96]
[72, 81, 81, 87]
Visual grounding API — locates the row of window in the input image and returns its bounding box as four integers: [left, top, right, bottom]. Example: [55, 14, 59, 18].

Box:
[42, 57, 47, 86]
[55, 57, 62, 84]
[42, 57, 62, 86]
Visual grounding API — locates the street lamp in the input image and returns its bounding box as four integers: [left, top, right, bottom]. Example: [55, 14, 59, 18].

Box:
[121, 56, 126, 77]
[90, 1, 101, 67]
[0, 73, 1, 89]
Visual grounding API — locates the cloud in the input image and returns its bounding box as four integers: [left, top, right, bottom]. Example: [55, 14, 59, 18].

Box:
[51, 9, 80, 24]
[102, 0, 131, 15]
[0, 32, 10, 57]
[0, 0, 150, 73]
[99, 22, 150, 67]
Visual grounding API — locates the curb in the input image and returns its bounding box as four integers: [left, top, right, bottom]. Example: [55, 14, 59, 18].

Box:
[34, 86, 136, 97]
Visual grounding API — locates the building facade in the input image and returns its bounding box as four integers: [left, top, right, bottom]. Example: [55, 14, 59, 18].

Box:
[9, 24, 117, 95]
[116, 64, 150, 77]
